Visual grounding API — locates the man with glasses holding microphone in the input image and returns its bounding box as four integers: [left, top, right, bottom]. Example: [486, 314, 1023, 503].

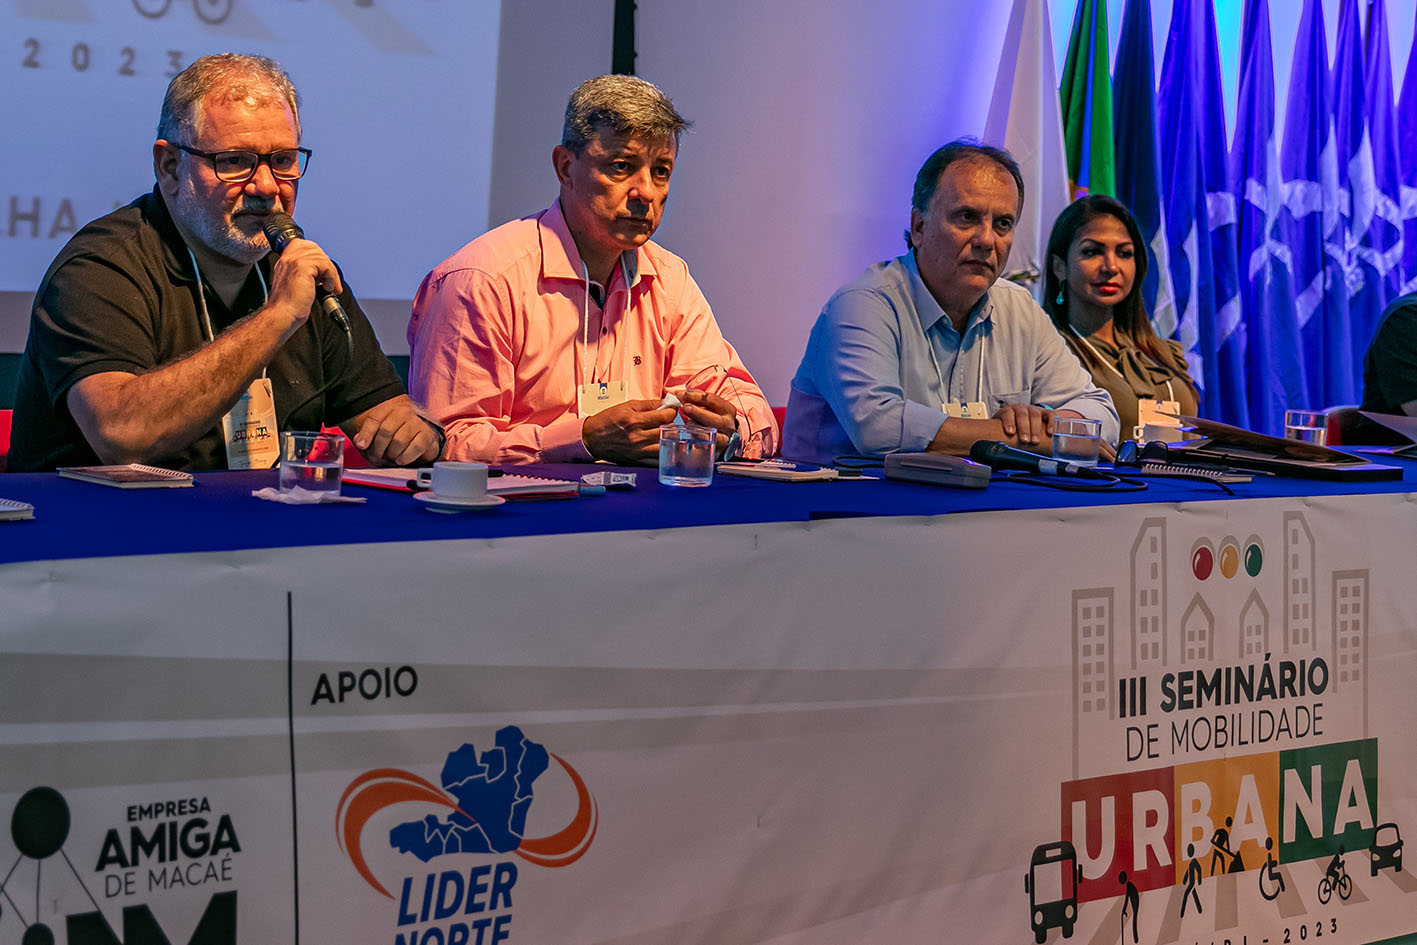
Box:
[9, 53, 439, 471]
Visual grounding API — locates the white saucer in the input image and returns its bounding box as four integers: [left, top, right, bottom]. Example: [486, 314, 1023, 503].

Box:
[413, 491, 506, 513]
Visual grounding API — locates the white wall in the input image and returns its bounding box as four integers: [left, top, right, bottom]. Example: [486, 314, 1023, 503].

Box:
[486, 0, 614, 238]
[639, 0, 1013, 404]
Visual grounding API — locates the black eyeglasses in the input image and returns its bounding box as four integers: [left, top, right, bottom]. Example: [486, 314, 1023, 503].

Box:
[175, 144, 312, 182]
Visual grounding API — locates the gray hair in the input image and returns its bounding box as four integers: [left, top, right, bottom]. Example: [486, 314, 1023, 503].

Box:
[561, 75, 690, 153]
[157, 53, 301, 145]
[911, 138, 1025, 215]
[906, 138, 1025, 247]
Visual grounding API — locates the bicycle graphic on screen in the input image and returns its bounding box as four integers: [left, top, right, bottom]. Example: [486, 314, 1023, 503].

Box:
[131, 0, 234, 25]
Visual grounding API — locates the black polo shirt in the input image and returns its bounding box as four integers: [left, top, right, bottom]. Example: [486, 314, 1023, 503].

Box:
[9, 189, 405, 471]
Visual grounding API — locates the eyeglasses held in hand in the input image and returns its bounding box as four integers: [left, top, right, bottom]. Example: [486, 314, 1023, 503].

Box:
[175, 145, 312, 182]
[683, 364, 761, 461]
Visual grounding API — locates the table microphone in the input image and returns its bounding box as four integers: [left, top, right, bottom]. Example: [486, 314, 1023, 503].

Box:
[968, 440, 1108, 478]
[262, 212, 352, 335]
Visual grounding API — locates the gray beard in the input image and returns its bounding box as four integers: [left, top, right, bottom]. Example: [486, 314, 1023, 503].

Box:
[173, 176, 271, 266]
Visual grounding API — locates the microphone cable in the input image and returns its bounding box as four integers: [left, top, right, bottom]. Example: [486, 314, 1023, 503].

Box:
[989, 468, 1237, 495]
[990, 469, 1150, 492]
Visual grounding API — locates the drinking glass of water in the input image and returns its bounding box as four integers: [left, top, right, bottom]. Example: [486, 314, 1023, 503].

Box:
[659, 423, 716, 487]
[1283, 409, 1328, 446]
[279, 431, 346, 497]
[1051, 417, 1102, 467]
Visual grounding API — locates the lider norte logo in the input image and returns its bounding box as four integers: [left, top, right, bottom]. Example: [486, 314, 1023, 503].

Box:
[336, 726, 596, 945]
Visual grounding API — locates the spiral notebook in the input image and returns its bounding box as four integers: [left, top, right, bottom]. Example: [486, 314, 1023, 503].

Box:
[0, 498, 35, 522]
[57, 464, 195, 488]
[1125, 461, 1252, 484]
[717, 459, 840, 482]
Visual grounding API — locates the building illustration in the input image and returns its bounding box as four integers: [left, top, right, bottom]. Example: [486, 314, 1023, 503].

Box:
[1284, 512, 1316, 652]
[1070, 510, 1371, 770]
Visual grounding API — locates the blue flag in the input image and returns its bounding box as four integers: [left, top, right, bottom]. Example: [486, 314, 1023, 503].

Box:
[1364, 0, 1405, 306]
[1334, 0, 1382, 377]
[1198, 0, 1249, 427]
[1158, 0, 1217, 415]
[1401, 5, 1417, 294]
[1280, 0, 1355, 407]
[1112, 0, 1177, 341]
[1232, 0, 1307, 434]
[1159, 0, 1247, 425]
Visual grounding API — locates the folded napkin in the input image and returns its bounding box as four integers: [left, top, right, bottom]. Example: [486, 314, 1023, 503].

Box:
[251, 487, 366, 505]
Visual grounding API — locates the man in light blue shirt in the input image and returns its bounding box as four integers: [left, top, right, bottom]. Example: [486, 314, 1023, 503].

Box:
[785, 140, 1118, 463]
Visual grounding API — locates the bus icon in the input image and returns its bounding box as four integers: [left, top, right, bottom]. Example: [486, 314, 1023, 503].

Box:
[1024, 840, 1082, 942]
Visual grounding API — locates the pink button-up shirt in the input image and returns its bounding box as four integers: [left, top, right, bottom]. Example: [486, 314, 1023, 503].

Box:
[407, 201, 777, 464]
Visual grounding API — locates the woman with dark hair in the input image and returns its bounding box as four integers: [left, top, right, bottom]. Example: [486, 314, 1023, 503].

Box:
[1044, 196, 1199, 439]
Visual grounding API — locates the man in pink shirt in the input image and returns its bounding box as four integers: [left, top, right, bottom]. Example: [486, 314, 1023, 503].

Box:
[407, 75, 777, 465]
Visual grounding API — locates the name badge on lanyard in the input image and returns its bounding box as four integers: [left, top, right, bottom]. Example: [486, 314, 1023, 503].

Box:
[943, 401, 988, 419]
[1137, 397, 1182, 428]
[221, 377, 280, 469]
[575, 255, 634, 418]
[186, 245, 279, 468]
[577, 380, 628, 418]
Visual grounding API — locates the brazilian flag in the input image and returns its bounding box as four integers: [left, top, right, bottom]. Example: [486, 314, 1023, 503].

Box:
[1059, 0, 1115, 199]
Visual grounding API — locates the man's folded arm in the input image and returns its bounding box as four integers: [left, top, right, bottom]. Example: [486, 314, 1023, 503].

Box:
[809, 289, 944, 455]
[67, 303, 303, 465]
[924, 416, 1020, 455]
[440, 413, 591, 465]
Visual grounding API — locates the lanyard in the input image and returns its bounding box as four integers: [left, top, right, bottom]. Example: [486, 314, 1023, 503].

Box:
[187, 247, 270, 374]
[577, 255, 633, 390]
[926, 310, 986, 407]
[1069, 326, 1174, 403]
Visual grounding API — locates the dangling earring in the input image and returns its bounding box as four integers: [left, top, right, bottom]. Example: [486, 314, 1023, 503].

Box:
[1055, 285, 1066, 307]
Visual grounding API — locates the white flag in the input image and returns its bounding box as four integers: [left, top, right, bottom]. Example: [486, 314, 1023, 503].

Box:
[984, 0, 1072, 302]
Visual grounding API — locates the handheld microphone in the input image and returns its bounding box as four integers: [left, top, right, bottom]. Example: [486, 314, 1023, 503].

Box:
[968, 440, 1108, 478]
[262, 212, 352, 335]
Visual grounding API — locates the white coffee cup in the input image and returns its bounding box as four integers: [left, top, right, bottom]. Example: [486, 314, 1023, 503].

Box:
[417, 461, 489, 499]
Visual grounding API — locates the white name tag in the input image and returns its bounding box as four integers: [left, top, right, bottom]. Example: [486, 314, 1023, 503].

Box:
[943, 400, 988, 419]
[1138, 398, 1181, 425]
[1133, 398, 1182, 441]
[221, 377, 280, 469]
[576, 380, 628, 418]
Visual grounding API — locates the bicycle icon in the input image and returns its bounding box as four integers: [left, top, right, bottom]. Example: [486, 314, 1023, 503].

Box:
[1317, 860, 1353, 905]
[131, 0, 234, 25]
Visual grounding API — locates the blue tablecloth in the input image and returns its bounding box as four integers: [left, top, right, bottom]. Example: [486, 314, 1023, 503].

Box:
[2, 456, 1413, 565]
[4, 457, 1416, 943]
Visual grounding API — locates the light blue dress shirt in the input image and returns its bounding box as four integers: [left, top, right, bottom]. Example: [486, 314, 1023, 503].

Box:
[784, 251, 1119, 462]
